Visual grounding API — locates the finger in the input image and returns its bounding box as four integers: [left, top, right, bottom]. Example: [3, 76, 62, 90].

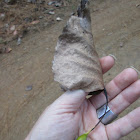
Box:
[51, 90, 88, 111]
[89, 68, 138, 109]
[99, 56, 115, 74]
[109, 80, 140, 114]
[106, 107, 140, 140]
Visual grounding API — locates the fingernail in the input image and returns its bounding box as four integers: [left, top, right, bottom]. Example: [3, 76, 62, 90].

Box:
[109, 54, 117, 61]
[130, 66, 140, 76]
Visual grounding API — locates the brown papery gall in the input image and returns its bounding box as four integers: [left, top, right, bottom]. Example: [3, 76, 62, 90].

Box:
[52, 0, 104, 93]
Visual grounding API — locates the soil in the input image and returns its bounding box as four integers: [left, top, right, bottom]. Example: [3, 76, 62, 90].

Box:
[0, 0, 140, 140]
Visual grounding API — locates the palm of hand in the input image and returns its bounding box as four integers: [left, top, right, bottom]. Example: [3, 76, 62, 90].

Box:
[37, 96, 107, 140]
[78, 99, 108, 140]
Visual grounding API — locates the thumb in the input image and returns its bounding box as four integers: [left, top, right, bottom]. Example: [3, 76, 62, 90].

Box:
[52, 90, 88, 110]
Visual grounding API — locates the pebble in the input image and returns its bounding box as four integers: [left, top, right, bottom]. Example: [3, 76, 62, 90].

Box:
[25, 85, 32, 91]
[44, 10, 49, 14]
[10, 25, 16, 31]
[48, 1, 56, 5]
[56, 17, 63, 21]
[5, 23, 9, 28]
[120, 42, 124, 48]
[17, 37, 21, 45]
[107, 32, 113, 36]
[27, 0, 36, 3]
[0, 13, 5, 21]
[39, 16, 43, 19]
[71, 12, 75, 16]
[136, 4, 140, 7]
[55, 2, 61, 7]
[48, 11, 55, 15]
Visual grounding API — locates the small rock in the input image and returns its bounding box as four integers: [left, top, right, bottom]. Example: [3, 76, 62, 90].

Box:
[44, 10, 49, 14]
[5, 23, 9, 28]
[107, 32, 113, 36]
[39, 16, 43, 19]
[10, 25, 16, 31]
[27, 0, 36, 3]
[48, 11, 55, 15]
[55, 2, 61, 7]
[136, 4, 140, 7]
[25, 85, 32, 91]
[0, 13, 5, 21]
[17, 37, 21, 45]
[56, 17, 63, 21]
[48, 1, 56, 5]
[71, 12, 75, 16]
[120, 42, 124, 48]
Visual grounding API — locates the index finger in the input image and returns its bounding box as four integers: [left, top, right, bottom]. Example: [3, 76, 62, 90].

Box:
[100, 55, 115, 74]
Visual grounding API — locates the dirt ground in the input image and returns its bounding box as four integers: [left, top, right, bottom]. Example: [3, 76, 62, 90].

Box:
[0, 0, 140, 140]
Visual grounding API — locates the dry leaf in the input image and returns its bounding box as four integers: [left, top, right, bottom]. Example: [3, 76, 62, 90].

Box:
[52, 1, 104, 93]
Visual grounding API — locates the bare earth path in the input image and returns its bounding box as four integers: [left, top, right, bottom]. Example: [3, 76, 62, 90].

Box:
[0, 0, 140, 140]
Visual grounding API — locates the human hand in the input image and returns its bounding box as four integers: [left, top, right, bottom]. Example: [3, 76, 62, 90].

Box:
[26, 56, 140, 140]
